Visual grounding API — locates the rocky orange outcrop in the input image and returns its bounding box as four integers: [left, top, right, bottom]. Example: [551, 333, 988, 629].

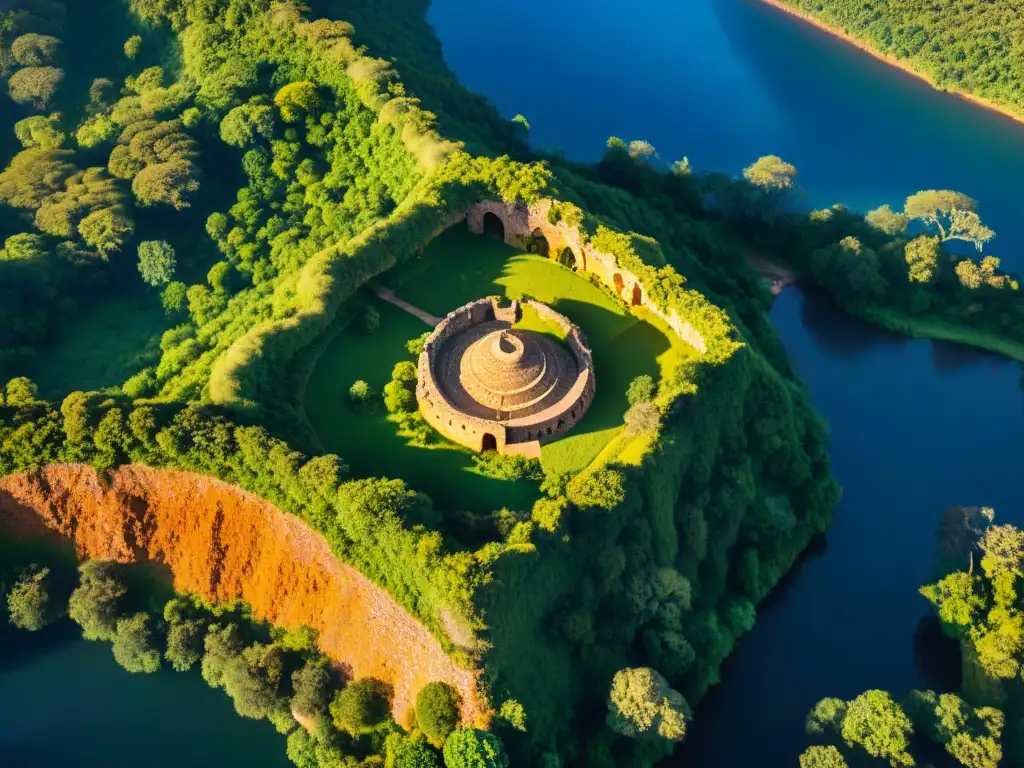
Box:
[0, 464, 485, 726]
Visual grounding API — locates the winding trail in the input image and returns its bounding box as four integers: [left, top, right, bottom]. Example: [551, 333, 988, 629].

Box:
[372, 285, 442, 326]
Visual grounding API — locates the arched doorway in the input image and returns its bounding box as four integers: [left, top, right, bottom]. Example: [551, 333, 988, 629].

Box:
[481, 433, 497, 452]
[631, 283, 642, 306]
[556, 247, 575, 268]
[483, 212, 505, 241]
[613, 273, 625, 295]
[529, 228, 550, 258]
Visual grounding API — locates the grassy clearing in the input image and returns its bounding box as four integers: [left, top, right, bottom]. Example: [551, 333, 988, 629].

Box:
[303, 297, 541, 513]
[304, 225, 692, 507]
[863, 306, 1024, 363]
[28, 290, 166, 401]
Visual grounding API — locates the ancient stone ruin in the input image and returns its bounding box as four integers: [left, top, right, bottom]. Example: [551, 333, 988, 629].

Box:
[417, 298, 595, 456]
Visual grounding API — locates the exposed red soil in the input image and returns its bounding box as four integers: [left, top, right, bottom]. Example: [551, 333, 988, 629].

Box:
[0, 464, 486, 726]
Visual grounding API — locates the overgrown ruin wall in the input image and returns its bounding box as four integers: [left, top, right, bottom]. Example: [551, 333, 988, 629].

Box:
[464, 199, 708, 354]
[0, 464, 486, 727]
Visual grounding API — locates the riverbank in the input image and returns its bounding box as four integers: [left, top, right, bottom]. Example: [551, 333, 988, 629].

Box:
[757, 0, 1024, 128]
[857, 306, 1024, 364]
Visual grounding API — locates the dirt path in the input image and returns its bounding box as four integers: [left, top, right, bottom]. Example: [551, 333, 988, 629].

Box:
[372, 286, 443, 326]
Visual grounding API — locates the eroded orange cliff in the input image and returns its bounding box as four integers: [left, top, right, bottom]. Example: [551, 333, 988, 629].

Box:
[0, 464, 485, 726]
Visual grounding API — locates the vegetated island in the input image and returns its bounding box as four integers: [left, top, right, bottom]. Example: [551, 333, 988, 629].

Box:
[761, 0, 1024, 126]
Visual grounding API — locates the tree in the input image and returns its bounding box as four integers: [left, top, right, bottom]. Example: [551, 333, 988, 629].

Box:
[416, 681, 461, 745]
[389, 734, 442, 767]
[904, 235, 941, 284]
[626, 374, 655, 405]
[5, 377, 39, 406]
[606, 667, 690, 742]
[628, 140, 657, 161]
[113, 612, 162, 673]
[806, 698, 848, 736]
[349, 380, 373, 409]
[14, 115, 64, 149]
[383, 379, 415, 414]
[165, 618, 205, 671]
[392, 361, 418, 383]
[566, 468, 626, 511]
[919, 572, 984, 634]
[511, 114, 530, 134]
[498, 700, 526, 732]
[137, 240, 176, 286]
[124, 35, 142, 60]
[220, 101, 275, 147]
[865, 204, 909, 236]
[624, 402, 660, 436]
[743, 155, 797, 190]
[202, 623, 243, 688]
[329, 678, 389, 736]
[904, 190, 995, 251]
[132, 159, 200, 209]
[76, 114, 118, 148]
[442, 728, 509, 768]
[221, 642, 284, 719]
[292, 657, 332, 718]
[9, 66, 64, 109]
[799, 745, 849, 768]
[68, 560, 127, 641]
[79, 208, 132, 257]
[11, 34, 60, 66]
[7, 565, 57, 631]
[274, 81, 320, 122]
[840, 690, 914, 767]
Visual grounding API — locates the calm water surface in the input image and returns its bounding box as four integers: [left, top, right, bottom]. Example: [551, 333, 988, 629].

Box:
[0, 625, 288, 766]
[428, 0, 1024, 764]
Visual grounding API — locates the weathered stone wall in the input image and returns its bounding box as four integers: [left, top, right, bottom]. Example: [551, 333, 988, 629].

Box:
[465, 199, 707, 354]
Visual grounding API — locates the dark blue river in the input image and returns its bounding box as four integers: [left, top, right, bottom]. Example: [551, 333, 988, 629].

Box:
[428, 0, 1024, 764]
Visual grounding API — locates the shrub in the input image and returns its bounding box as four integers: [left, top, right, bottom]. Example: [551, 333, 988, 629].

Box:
[626, 374, 655, 405]
[441, 728, 509, 768]
[7, 565, 58, 631]
[415, 681, 461, 745]
[349, 380, 374, 409]
[383, 380, 415, 414]
[329, 678, 389, 736]
[112, 612, 162, 673]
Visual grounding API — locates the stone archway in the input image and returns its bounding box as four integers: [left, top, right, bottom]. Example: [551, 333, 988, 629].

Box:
[481, 433, 497, 452]
[529, 228, 550, 258]
[613, 273, 625, 295]
[631, 282, 642, 306]
[556, 247, 575, 269]
[483, 212, 505, 240]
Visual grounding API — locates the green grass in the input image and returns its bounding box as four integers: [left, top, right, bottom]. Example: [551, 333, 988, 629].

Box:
[28, 290, 167, 402]
[863, 306, 1024, 363]
[305, 225, 692, 507]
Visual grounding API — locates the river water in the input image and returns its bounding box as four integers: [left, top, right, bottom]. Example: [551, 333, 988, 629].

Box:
[0, 624, 288, 766]
[427, 0, 1024, 764]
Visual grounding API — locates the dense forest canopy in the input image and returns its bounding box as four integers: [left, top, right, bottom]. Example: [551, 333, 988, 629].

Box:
[774, 0, 1024, 116]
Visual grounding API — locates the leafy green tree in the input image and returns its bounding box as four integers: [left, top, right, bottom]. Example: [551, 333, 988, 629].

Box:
[442, 728, 509, 768]
[221, 642, 284, 719]
[511, 114, 530, 134]
[14, 115, 64, 149]
[806, 697, 847, 736]
[5, 377, 39, 406]
[76, 114, 118, 148]
[9, 66, 63, 109]
[133, 159, 200, 209]
[497, 699, 526, 732]
[220, 101, 275, 147]
[919, 572, 985, 633]
[291, 657, 332, 718]
[124, 35, 142, 60]
[799, 745, 848, 768]
[383, 379, 415, 414]
[624, 402, 660, 436]
[904, 235, 941, 284]
[840, 690, 914, 767]
[113, 612, 162, 673]
[905, 190, 995, 251]
[201, 623, 243, 688]
[137, 240, 176, 286]
[566, 468, 626, 510]
[743, 155, 797, 190]
[349, 380, 373, 409]
[7, 565, 58, 631]
[329, 677, 389, 736]
[165, 618, 205, 671]
[79, 208, 132, 257]
[416, 681, 461, 745]
[11, 34, 60, 66]
[68, 560, 127, 642]
[161, 281, 188, 318]
[388, 734, 442, 768]
[392, 361, 417, 383]
[626, 374, 655, 405]
[274, 81, 320, 122]
[606, 667, 689, 742]
[865, 204, 909, 236]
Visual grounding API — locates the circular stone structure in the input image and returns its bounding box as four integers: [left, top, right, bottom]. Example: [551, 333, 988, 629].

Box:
[417, 298, 595, 455]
